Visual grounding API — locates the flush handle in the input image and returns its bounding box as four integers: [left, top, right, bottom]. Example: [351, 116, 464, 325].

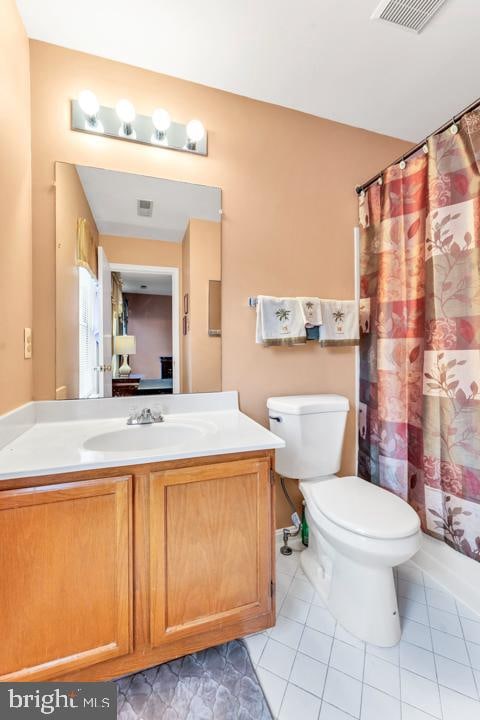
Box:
[269, 415, 282, 423]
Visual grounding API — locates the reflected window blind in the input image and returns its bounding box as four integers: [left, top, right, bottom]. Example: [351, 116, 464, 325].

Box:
[79, 266, 98, 398]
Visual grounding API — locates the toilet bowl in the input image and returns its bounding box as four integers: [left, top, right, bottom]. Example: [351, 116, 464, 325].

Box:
[268, 394, 422, 647]
[301, 475, 421, 646]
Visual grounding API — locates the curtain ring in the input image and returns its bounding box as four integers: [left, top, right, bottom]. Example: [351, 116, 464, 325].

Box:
[399, 158, 406, 170]
[377, 176, 383, 186]
[450, 118, 459, 134]
[422, 143, 429, 154]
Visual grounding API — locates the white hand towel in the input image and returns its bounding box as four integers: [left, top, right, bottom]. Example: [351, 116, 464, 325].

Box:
[319, 299, 359, 346]
[256, 296, 307, 346]
[298, 297, 322, 327]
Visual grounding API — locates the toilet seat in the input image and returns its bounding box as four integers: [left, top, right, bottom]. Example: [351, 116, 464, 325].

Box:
[302, 475, 420, 540]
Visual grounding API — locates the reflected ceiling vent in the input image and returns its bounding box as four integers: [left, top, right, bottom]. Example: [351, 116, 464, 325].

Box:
[137, 199, 153, 217]
[371, 0, 447, 33]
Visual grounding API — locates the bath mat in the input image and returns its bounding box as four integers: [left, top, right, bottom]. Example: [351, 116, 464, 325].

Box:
[116, 640, 272, 720]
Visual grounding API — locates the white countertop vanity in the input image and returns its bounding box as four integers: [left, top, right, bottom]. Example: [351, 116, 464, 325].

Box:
[0, 392, 284, 682]
[0, 391, 284, 480]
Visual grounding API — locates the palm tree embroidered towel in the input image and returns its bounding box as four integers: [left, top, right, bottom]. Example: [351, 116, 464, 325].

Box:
[298, 297, 323, 327]
[256, 296, 307, 346]
[319, 300, 359, 346]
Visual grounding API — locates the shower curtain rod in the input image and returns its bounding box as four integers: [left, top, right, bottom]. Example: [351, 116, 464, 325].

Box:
[355, 95, 480, 196]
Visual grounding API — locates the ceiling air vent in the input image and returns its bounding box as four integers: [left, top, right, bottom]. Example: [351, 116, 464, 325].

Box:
[137, 199, 153, 217]
[371, 0, 447, 33]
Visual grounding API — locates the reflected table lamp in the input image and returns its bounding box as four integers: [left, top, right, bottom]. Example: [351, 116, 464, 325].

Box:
[114, 335, 136, 377]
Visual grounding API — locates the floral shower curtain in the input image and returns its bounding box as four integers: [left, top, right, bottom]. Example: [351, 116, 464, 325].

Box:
[358, 109, 480, 562]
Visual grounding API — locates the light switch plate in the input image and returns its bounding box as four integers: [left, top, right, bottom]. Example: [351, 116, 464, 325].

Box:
[24, 327, 32, 359]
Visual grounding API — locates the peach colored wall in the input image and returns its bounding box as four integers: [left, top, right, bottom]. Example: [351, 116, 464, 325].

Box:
[99, 234, 182, 268]
[0, 1, 32, 414]
[29, 41, 411, 525]
[55, 163, 99, 399]
[186, 219, 222, 393]
[124, 293, 172, 378]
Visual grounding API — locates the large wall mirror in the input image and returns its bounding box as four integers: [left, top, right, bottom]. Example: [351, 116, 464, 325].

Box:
[55, 163, 222, 399]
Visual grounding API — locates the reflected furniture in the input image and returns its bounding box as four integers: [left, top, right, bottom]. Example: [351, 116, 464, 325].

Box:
[112, 374, 143, 397]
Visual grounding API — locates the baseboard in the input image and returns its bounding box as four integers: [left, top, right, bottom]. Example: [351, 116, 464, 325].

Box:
[411, 532, 480, 616]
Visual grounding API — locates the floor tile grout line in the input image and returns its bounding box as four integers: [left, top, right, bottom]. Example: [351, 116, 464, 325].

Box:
[400, 605, 443, 720]
[358, 623, 367, 720]
[474, 668, 480, 700]
[401, 573, 468, 612]
[400, 591, 468, 620]
[262, 550, 480, 719]
[402, 700, 439, 719]
[425, 597, 445, 719]
[320, 621, 367, 719]
[253, 635, 480, 703]
[279, 556, 318, 719]
[264, 624, 334, 655]
[254, 641, 480, 706]
[274, 554, 303, 718]
[436, 679, 480, 701]
[405, 612, 474, 643]
[455, 594, 480, 702]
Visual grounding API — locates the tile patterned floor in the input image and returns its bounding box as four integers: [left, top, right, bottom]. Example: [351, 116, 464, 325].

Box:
[244, 540, 480, 720]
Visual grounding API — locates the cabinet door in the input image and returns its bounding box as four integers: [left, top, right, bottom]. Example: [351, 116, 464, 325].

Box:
[149, 458, 273, 647]
[0, 476, 131, 680]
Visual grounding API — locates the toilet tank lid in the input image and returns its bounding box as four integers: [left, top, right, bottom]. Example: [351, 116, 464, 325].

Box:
[267, 394, 349, 415]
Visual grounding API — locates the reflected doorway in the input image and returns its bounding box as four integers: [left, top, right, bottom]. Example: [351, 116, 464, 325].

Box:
[110, 263, 180, 397]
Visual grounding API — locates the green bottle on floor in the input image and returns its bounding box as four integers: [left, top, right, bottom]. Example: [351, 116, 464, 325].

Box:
[301, 500, 309, 547]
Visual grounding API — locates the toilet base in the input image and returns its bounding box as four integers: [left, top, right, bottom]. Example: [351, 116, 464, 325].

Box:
[300, 533, 401, 647]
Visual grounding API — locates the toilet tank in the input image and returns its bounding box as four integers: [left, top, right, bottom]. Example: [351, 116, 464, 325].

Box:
[267, 395, 349, 480]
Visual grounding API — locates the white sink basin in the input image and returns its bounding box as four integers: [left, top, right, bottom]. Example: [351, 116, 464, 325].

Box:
[83, 422, 206, 453]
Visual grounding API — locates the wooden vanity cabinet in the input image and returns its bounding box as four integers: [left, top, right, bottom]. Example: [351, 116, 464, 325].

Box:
[150, 457, 272, 646]
[0, 476, 132, 680]
[0, 450, 275, 682]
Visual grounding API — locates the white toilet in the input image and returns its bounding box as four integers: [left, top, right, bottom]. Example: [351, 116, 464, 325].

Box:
[268, 394, 421, 647]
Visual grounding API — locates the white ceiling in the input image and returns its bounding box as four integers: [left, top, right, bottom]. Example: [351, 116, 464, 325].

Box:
[76, 166, 221, 242]
[17, 0, 480, 141]
[120, 271, 172, 296]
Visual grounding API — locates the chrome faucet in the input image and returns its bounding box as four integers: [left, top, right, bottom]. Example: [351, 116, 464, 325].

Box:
[127, 407, 164, 425]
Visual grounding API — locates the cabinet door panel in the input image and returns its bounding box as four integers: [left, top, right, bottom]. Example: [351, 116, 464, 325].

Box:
[0, 477, 131, 680]
[150, 458, 272, 647]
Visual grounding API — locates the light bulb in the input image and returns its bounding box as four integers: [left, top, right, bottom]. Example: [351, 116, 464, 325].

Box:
[186, 119, 205, 143]
[152, 108, 171, 132]
[78, 90, 99, 117]
[116, 99, 136, 124]
[116, 99, 136, 138]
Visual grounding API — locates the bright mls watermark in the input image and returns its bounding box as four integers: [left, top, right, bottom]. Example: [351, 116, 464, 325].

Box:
[0, 683, 116, 719]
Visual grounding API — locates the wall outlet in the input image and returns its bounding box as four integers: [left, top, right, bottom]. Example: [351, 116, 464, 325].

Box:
[24, 328, 32, 359]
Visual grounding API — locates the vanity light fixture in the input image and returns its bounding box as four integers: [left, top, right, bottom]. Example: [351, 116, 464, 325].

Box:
[152, 108, 171, 144]
[78, 90, 103, 132]
[71, 94, 207, 155]
[116, 99, 136, 138]
[186, 119, 205, 151]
